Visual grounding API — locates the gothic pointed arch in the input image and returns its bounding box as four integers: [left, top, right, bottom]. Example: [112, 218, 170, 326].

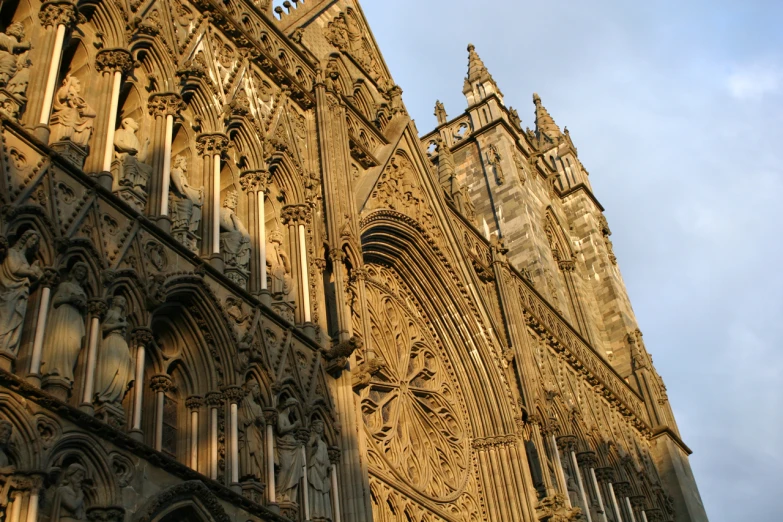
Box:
[133, 481, 230, 522]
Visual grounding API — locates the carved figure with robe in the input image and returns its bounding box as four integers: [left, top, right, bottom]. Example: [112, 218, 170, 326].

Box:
[0, 230, 42, 358]
[275, 397, 303, 503]
[94, 296, 133, 405]
[40, 262, 88, 384]
[0, 420, 16, 510]
[307, 420, 332, 520]
[0, 23, 31, 88]
[49, 74, 96, 147]
[238, 379, 265, 481]
[50, 463, 86, 521]
[266, 228, 292, 298]
[169, 155, 203, 234]
[113, 117, 151, 195]
[219, 191, 251, 271]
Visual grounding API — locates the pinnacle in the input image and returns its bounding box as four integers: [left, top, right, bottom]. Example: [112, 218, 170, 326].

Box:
[533, 92, 561, 140]
[466, 43, 492, 84]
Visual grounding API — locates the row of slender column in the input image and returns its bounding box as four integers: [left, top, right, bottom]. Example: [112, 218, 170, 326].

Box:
[3, 474, 42, 522]
[281, 204, 313, 325]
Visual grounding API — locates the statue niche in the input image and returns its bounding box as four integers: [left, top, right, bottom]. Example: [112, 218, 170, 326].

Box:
[0, 230, 43, 371]
[266, 228, 292, 300]
[219, 190, 251, 288]
[238, 379, 265, 482]
[40, 262, 88, 401]
[275, 397, 303, 510]
[0, 22, 32, 119]
[169, 155, 203, 252]
[307, 419, 332, 521]
[112, 117, 152, 212]
[94, 296, 133, 426]
[50, 463, 87, 521]
[49, 74, 97, 168]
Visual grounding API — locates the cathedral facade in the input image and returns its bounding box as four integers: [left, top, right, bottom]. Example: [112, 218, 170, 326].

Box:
[0, 0, 708, 521]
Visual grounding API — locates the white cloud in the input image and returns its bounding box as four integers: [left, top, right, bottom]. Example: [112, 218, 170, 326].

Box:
[727, 61, 782, 100]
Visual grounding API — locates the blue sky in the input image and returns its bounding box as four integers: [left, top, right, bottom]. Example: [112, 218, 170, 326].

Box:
[359, 1, 783, 520]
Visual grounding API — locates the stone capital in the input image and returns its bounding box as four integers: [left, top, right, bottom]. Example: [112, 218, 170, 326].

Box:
[40, 267, 60, 288]
[150, 373, 173, 393]
[185, 395, 204, 410]
[130, 327, 154, 348]
[222, 385, 245, 404]
[263, 407, 278, 425]
[328, 446, 341, 465]
[95, 49, 134, 75]
[630, 496, 647, 510]
[205, 391, 224, 407]
[86, 507, 126, 522]
[280, 203, 311, 225]
[88, 298, 108, 318]
[594, 467, 615, 484]
[576, 451, 597, 468]
[613, 481, 632, 497]
[556, 434, 577, 453]
[39, 1, 80, 29]
[239, 169, 269, 194]
[147, 92, 186, 119]
[196, 133, 229, 156]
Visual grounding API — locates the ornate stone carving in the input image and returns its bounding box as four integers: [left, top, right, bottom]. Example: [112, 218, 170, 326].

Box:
[219, 191, 250, 288]
[275, 397, 303, 503]
[38, 1, 80, 29]
[40, 262, 88, 393]
[307, 419, 332, 520]
[86, 506, 126, 522]
[49, 74, 97, 149]
[95, 296, 133, 414]
[238, 170, 268, 194]
[280, 203, 311, 225]
[147, 93, 185, 118]
[51, 463, 87, 521]
[486, 143, 505, 184]
[434, 100, 447, 125]
[238, 379, 264, 481]
[266, 228, 292, 299]
[0, 230, 43, 366]
[112, 117, 151, 211]
[196, 134, 229, 156]
[169, 155, 203, 252]
[0, 23, 32, 119]
[536, 494, 584, 522]
[95, 49, 133, 74]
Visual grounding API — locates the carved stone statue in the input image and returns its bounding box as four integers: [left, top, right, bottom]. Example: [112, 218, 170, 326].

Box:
[275, 397, 303, 503]
[94, 296, 133, 405]
[0, 23, 31, 88]
[40, 262, 88, 384]
[0, 420, 16, 510]
[307, 420, 332, 520]
[434, 100, 447, 125]
[219, 190, 251, 279]
[266, 229, 292, 299]
[238, 379, 265, 481]
[50, 463, 86, 521]
[486, 144, 504, 184]
[0, 230, 42, 362]
[113, 117, 151, 196]
[169, 155, 203, 235]
[49, 74, 97, 147]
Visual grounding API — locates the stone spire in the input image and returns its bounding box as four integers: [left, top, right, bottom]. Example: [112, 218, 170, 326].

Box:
[463, 43, 503, 106]
[533, 92, 562, 142]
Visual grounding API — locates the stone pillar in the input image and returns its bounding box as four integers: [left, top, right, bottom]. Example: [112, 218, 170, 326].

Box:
[7, 490, 22, 522]
[206, 391, 223, 480]
[79, 299, 108, 409]
[296, 427, 310, 521]
[150, 374, 173, 452]
[609, 483, 625, 522]
[186, 396, 204, 471]
[14, 473, 44, 522]
[630, 496, 647, 522]
[26, 268, 58, 386]
[568, 447, 592, 522]
[529, 418, 556, 497]
[32, 0, 80, 140]
[239, 169, 270, 297]
[550, 434, 570, 507]
[146, 93, 185, 228]
[328, 447, 342, 522]
[223, 385, 245, 488]
[596, 468, 624, 522]
[196, 133, 229, 269]
[584, 462, 609, 522]
[281, 204, 312, 326]
[130, 327, 153, 441]
[84, 49, 134, 185]
[613, 482, 633, 522]
[263, 408, 277, 505]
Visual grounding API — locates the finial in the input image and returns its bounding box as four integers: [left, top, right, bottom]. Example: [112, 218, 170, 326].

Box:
[467, 43, 475, 52]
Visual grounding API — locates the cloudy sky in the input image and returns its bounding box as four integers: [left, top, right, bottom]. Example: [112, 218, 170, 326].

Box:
[359, 1, 783, 520]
